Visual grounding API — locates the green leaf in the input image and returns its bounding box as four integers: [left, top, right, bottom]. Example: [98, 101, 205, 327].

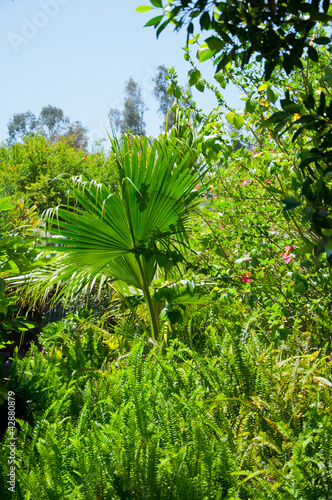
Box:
[135, 6, 153, 12]
[17, 321, 35, 331]
[0, 305, 7, 315]
[200, 11, 210, 30]
[294, 277, 308, 295]
[314, 36, 331, 45]
[197, 47, 215, 62]
[257, 83, 267, 92]
[0, 386, 8, 402]
[144, 15, 163, 27]
[0, 196, 13, 212]
[267, 87, 278, 104]
[156, 19, 169, 37]
[233, 114, 244, 130]
[167, 82, 175, 96]
[298, 242, 316, 254]
[167, 309, 183, 325]
[0, 278, 6, 295]
[281, 198, 301, 210]
[310, 12, 332, 22]
[282, 102, 302, 113]
[235, 256, 250, 265]
[265, 185, 283, 194]
[150, 0, 163, 7]
[245, 98, 256, 113]
[188, 69, 200, 87]
[323, 73, 332, 83]
[308, 45, 319, 62]
[225, 112, 244, 129]
[225, 112, 235, 125]
[173, 85, 182, 99]
[214, 71, 226, 88]
[325, 238, 332, 258]
[160, 307, 167, 320]
[265, 60, 276, 80]
[195, 78, 205, 92]
[205, 36, 223, 51]
[189, 9, 200, 18]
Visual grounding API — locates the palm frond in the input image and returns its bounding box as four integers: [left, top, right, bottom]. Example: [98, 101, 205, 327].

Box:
[14, 135, 206, 331]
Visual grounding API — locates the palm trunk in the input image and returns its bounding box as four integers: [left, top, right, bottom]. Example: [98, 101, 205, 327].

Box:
[137, 256, 158, 341]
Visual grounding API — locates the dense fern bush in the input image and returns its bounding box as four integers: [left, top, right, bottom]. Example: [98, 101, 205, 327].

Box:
[1, 325, 331, 499]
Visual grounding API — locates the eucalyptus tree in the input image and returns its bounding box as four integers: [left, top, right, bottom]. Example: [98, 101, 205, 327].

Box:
[38, 105, 70, 140]
[7, 111, 37, 144]
[153, 65, 175, 131]
[109, 78, 147, 136]
[7, 106, 88, 150]
[53, 120, 89, 151]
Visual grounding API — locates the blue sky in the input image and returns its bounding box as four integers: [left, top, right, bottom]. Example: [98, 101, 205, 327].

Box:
[1, 0, 242, 147]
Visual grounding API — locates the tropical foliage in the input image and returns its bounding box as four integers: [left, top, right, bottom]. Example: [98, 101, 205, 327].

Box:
[0, 326, 331, 499]
[0, 1, 332, 499]
[15, 134, 205, 340]
[0, 134, 115, 212]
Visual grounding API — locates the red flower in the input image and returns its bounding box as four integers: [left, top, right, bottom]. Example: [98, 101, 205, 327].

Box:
[281, 245, 296, 264]
[241, 272, 252, 283]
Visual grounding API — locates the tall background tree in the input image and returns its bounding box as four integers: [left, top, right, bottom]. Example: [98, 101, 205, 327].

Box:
[7, 111, 37, 143]
[7, 106, 89, 151]
[38, 105, 69, 140]
[109, 77, 147, 136]
[153, 65, 175, 131]
[53, 120, 89, 151]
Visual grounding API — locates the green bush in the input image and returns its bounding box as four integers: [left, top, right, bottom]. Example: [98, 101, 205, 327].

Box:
[0, 134, 117, 212]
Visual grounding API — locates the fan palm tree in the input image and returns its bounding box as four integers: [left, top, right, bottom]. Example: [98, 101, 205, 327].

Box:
[19, 134, 206, 339]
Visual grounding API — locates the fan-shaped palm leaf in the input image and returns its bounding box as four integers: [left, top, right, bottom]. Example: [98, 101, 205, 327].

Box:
[18, 134, 206, 338]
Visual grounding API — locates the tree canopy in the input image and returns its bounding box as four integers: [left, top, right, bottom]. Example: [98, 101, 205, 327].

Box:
[140, 0, 332, 263]
[153, 65, 175, 130]
[7, 105, 89, 151]
[109, 77, 147, 136]
[140, 0, 332, 79]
